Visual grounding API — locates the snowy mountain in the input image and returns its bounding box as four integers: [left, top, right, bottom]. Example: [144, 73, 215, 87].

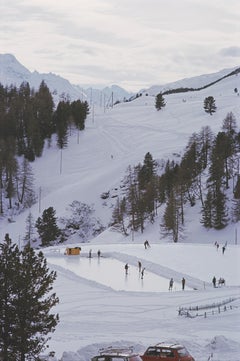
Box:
[0, 57, 240, 361]
[141, 66, 240, 96]
[0, 54, 132, 104]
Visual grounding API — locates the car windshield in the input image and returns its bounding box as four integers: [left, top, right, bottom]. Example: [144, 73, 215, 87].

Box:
[145, 348, 159, 355]
[177, 348, 190, 356]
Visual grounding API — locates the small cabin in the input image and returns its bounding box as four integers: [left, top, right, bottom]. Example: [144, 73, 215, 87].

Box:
[65, 247, 81, 255]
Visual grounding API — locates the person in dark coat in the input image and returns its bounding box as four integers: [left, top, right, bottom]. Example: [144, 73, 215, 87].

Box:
[212, 276, 216, 287]
[182, 277, 186, 290]
[125, 263, 129, 275]
[169, 278, 174, 291]
[141, 268, 145, 279]
[138, 261, 142, 273]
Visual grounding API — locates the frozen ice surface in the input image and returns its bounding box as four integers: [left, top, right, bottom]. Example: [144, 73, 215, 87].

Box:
[47, 255, 190, 292]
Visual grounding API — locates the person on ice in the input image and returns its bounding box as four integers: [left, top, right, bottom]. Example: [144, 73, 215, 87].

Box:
[138, 261, 142, 273]
[144, 240, 150, 249]
[169, 278, 174, 291]
[182, 277, 186, 290]
[125, 263, 129, 275]
[212, 276, 216, 287]
[141, 267, 145, 279]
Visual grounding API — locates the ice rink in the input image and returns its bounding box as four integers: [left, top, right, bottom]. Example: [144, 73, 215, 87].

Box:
[47, 254, 190, 292]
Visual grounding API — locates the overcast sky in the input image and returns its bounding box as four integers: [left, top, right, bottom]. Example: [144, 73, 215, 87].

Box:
[1, 0, 240, 91]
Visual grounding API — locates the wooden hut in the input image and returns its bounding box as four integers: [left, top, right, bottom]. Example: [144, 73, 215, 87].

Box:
[65, 247, 81, 255]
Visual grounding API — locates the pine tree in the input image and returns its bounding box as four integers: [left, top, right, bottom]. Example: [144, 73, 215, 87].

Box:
[201, 189, 214, 228]
[162, 190, 180, 242]
[71, 99, 89, 131]
[54, 101, 71, 149]
[155, 93, 166, 110]
[36, 207, 61, 246]
[0, 234, 20, 361]
[203, 96, 217, 115]
[0, 234, 59, 361]
[212, 189, 228, 229]
[34, 80, 54, 140]
[13, 244, 59, 361]
[138, 152, 155, 189]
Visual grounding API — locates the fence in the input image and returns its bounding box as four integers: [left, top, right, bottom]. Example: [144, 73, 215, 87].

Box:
[178, 297, 240, 318]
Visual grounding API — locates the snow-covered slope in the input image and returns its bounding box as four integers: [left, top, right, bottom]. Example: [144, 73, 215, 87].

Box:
[0, 62, 239, 361]
[1, 67, 240, 244]
[141, 66, 240, 96]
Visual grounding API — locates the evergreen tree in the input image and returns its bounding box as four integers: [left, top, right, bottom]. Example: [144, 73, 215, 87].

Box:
[203, 96, 217, 115]
[198, 126, 213, 169]
[13, 244, 59, 361]
[201, 189, 214, 228]
[0, 234, 59, 361]
[34, 80, 54, 140]
[138, 152, 155, 189]
[36, 207, 61, 246]
[155, 93, 166, 110]
[162, 190, 180, 242]
[71, 99, 89, 131]
[54, 101, 71, 149]
[0, 234, 20, 361]
[212, 189, 228, 229]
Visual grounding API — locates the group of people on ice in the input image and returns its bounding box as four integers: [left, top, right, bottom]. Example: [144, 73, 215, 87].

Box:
[212, 276, 226, 287]
[214, 241, 228, 254]
[168, 277, 186, 291]
[125, 261, 145, 279]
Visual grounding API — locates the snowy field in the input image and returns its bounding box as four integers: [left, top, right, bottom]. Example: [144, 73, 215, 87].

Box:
[1, 72, 240, 360]
[43, 239, 240, 361]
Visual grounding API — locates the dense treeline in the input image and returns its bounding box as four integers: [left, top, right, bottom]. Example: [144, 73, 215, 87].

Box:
[111, 112, 240, 241]
[0, 81, 89, 216]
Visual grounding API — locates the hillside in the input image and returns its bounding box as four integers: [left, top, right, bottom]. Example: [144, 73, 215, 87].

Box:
[1, 67, 240, 244]
[0, 64, 240, 361]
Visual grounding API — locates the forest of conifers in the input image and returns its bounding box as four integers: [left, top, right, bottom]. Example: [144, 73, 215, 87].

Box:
[111, 112, 240, 241]
[0, 81, 88, 215]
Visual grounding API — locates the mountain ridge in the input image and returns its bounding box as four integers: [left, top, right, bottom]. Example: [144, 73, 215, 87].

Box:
[0, 53, 132, 104]
[0, 53, 239, 104]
